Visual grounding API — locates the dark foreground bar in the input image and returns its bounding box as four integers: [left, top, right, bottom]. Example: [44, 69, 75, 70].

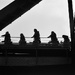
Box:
[0, 44, 71, 57]
[0, 44, 71, 66]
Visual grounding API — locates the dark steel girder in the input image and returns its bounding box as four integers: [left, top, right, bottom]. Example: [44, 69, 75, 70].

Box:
[0, 0, 42, 30]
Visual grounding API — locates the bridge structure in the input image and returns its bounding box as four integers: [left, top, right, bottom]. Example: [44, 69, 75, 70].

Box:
[0, 0, 42, 30]
[0, 0, 74, 66]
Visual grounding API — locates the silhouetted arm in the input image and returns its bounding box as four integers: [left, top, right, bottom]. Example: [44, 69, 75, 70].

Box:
[31, 34, 35, 38]
[31, 35, 34, 38]
[1, 34, 5, 37]
[47, 35, 51, 38]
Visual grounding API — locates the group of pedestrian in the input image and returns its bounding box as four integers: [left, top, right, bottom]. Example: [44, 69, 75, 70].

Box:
[1, 29, 70, 47]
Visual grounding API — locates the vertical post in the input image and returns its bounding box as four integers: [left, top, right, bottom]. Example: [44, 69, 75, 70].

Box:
[68, 0, 74, 64]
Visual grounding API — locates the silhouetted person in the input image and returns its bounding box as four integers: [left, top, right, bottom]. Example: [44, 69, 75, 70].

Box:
[32, 29, 41, 44]
[48, 31, 59, 45]
[19, 33, 26, 45]
[62, 35, 70, 47]
[1, 31, 12, 44]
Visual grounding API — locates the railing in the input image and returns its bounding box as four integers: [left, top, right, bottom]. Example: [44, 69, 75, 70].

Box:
[0, 36, 71, 57]
[0, 37, 71, 44]
[0, 37, 71, 66]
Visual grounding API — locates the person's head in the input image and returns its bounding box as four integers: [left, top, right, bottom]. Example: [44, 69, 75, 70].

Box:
[20, 33, 24, 37]
[34, 29, 37, 32]
[62, 35, 69, 41]
[62, 35, 67, 38]
[51, 31, 55, 34]
[51, 31, 56, 36]
[6, 31, 9, 34]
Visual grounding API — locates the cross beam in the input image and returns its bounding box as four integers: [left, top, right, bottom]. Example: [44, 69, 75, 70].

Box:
[0, 0, 42, 30]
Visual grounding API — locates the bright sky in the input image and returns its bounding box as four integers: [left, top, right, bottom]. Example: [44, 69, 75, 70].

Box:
[0, 0, 75, 37]
[73, 0, 75, 12]
[0, 0, 14, 10]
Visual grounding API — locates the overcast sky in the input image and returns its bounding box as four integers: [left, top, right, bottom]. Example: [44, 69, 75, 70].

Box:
[0, 0, 75, 37]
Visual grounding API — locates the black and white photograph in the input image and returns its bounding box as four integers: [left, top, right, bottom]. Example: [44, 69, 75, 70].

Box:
[0, 0, 74, 75]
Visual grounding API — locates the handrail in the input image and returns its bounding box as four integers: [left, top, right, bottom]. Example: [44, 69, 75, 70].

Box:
[0, 36, 71, 38]
[0, 37, 71, 43]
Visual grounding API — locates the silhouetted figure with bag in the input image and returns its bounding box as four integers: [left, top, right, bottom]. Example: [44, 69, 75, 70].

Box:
[48, 31, 59, 46]
[19, 33, 26, 45]
[2, 31, 12, 45]
[32, 29, 41, 44]
[62, 35, 70, 47]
